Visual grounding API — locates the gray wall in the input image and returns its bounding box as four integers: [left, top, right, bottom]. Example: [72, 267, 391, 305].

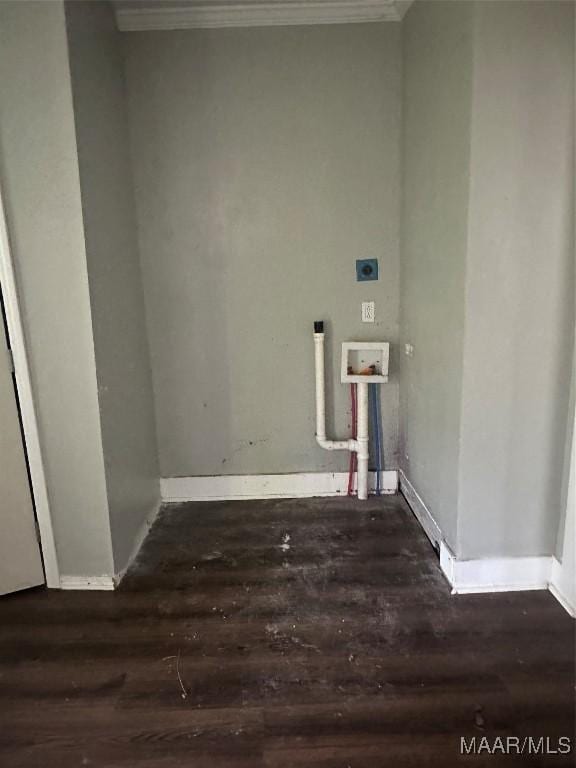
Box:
[125, 24, 401, 478]
[457, 0, 575, 559]
[2, 0, 570, 576]
[400, 0, 574, 560]
[399, 1, 474, 549]
[65, 0, 160, 573]
[0, 1, 114, 576]
[553, 342, 575, 606]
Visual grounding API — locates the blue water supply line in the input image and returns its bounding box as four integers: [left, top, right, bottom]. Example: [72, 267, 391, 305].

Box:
[370, 383, 383, 495]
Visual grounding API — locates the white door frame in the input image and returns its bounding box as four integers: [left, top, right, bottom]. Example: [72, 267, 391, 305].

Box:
[0, 181, 59, 588]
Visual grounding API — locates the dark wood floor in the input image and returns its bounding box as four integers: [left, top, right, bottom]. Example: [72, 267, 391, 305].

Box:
[0, 495, 574, 767]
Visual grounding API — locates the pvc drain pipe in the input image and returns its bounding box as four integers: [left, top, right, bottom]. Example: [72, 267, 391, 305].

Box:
[313, 321, 370, 499]
[313, 323, 357, 452]
[355, 382, 369, 500]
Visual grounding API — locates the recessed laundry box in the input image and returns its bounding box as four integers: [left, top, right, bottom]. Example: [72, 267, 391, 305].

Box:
[341, 342, 390, 384]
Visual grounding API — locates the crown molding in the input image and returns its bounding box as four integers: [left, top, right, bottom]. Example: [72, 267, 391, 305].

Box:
[115, 1, 413, 32]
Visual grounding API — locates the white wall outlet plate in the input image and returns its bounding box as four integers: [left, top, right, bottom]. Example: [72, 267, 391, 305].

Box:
[404, 343, 414, 357]
[361, 301, 375, 323]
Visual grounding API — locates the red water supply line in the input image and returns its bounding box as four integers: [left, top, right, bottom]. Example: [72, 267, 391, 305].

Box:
[347, 383, 358, 496]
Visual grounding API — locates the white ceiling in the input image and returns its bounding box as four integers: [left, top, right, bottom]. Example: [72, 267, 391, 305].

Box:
[113, 0, 414, 32]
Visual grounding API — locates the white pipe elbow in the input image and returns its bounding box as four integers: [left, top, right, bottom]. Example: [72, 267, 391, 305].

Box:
[316, 436, 358, 452]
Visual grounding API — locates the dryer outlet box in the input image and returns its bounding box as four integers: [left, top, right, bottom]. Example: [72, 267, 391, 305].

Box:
[356, 258, 378, 281]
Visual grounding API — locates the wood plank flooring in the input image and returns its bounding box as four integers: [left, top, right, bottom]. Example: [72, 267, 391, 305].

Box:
[0, 495, 574, 767]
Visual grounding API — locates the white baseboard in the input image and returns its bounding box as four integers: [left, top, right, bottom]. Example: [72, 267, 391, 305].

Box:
[398, 469, 441, 548]
[58, 501, 161, 591]
[114, 500, 161, 586]
[549, 556, 576, 617]
[161, 470, 398, 502]
[440, 541, 552, 594]
[400, 472, 573, 616]
[59, 575, 115, 591]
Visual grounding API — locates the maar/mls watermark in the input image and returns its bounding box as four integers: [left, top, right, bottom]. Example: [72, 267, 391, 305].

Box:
[460, 736, 573, 756]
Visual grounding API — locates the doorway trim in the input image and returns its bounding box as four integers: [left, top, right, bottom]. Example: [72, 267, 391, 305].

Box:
[0, 182, 59, 588]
